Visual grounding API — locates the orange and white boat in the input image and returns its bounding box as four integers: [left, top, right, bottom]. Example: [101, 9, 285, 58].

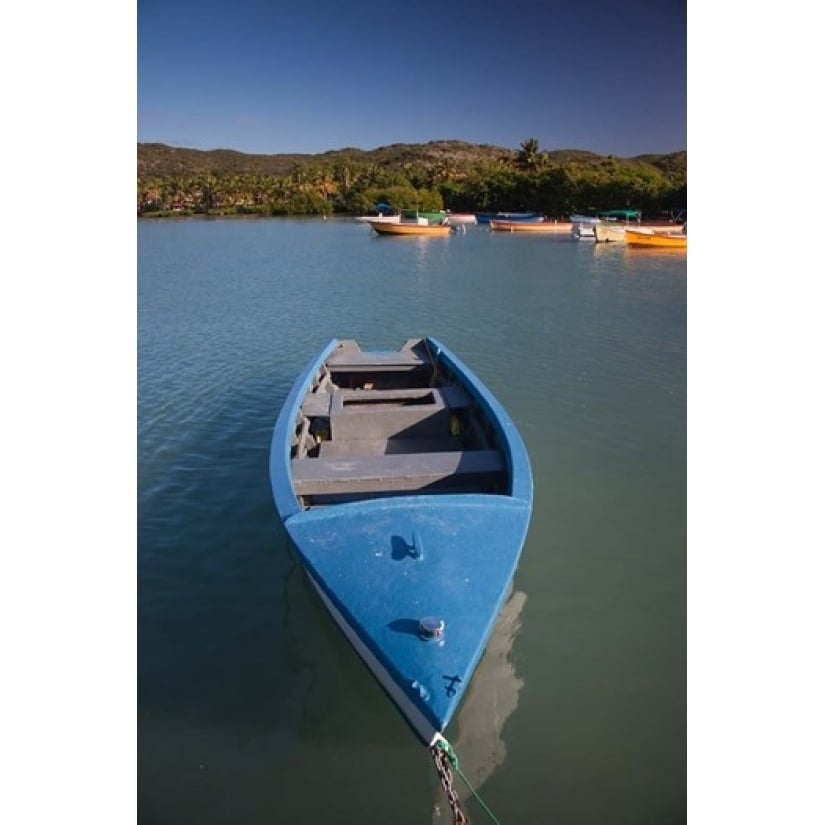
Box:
[489, 219, 567, 233]
[368, 220, 452, 237]
[625, 227, 687, 249]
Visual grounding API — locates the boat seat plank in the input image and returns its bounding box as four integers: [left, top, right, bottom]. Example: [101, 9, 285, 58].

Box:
[301, 392, 333, 417]
[326, 350, 427, 371]
[300, 385, 470, 423]
[291, 450, 505, 495]
[331, 385, 471, 407]
[318, 436, 463, 458]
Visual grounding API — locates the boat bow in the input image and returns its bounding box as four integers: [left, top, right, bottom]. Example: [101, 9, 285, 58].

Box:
[282, 493, 531, 743]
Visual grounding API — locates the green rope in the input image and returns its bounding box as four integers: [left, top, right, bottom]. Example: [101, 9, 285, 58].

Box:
[435, 738, 503, 825]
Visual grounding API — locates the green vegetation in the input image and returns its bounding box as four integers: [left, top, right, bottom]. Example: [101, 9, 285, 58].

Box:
[137, 138, 686, 219]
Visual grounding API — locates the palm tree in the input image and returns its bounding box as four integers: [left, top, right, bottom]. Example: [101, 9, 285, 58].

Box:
[516, 138, 543, 171]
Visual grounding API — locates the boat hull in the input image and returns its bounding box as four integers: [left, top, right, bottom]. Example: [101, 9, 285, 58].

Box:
[269, 338, 533, 744]
[476, 212, 544, 224]
[368, 220, 451, 236]
[284, 494, 531, 743]
[625, 228, 687, 248]
[594, 224, 627, 243]
[489, 220, 564, 233]
[444, 213, 478, 226]
[569, 215, 599, 239]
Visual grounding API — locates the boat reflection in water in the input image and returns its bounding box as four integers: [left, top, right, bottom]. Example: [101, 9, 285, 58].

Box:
[430, 586, 527, 820]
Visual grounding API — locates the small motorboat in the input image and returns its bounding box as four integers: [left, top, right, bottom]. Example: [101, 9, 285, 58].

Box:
[625, 227, 687, 248]
[367, 220, 452, 236]
[569, 214, 599, 239]
[489, 220, 567, 233]
[476, 212, 544, 224]
[444, 212, 478, 226]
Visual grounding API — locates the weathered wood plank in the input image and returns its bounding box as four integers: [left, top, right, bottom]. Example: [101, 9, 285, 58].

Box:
[326, 350, 427, 371]
[291, 450, 505, 495]
[318, 437, 463, 458]
[301, 392, 333, 417]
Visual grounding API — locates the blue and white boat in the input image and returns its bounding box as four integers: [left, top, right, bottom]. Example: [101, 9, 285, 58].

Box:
[269, 337, 533, 746]
[476, 211, 544, 224]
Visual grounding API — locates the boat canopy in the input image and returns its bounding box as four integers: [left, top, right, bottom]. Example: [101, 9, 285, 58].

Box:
[597, 209, 641, 221]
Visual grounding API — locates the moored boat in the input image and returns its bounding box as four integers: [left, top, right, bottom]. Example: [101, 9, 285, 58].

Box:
[444, 212, 478, 226]
[368, 220, 452, 236]
[476, 212, 544, 224]
[269, 337, 533, 747]
[593, 224, 627, 243]
[569, 214, 599, 239]
[489, 220, 568, 233]
[625, 227, 687, 248]
[593, 209, 642, 243]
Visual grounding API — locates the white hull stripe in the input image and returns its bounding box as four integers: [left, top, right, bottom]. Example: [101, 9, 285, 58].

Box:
[307, 573, 439, 746]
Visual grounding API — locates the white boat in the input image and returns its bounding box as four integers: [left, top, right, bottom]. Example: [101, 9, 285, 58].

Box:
[569, 214, 598, 240]
[355, 213, 400, 224]
[444, 212, 478, 226]
[593, 210, 643, 243]
[593, 224, 627, 243]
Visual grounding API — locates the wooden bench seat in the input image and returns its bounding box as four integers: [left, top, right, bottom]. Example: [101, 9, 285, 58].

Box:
[326, 350, 427, 372]
[317, 437, 463, 458]
[300, 384, 472, 422]
[291, 450, 505, 495]
[301, 392, 333, 417]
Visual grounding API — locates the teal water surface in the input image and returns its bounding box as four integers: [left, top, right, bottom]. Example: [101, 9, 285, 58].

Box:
[138, 217, 686, 824]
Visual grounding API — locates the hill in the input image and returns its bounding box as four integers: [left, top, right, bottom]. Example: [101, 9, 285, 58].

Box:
[137, 140, 686, 180]
[137, 140, 686, 218]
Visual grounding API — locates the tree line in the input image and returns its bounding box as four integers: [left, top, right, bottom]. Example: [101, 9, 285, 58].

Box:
[137, 138, 686, 219]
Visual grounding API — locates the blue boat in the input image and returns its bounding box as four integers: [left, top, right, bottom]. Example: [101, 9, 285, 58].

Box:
[269, 337, 533, 746]
[475, 211, 544, 224]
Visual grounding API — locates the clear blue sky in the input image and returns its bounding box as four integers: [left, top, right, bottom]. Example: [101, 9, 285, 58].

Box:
[138, 0, 686, 157]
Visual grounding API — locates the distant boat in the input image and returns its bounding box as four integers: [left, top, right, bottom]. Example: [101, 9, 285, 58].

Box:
[625, 227, 687, 248]
[444, 212, 478, 226]
[476, 212, 544, 224]
[593, 209, 642, 243]
[368, 220, 452, 236]
[269, 336, 533, 746]
[488, 220, 566, 233]
[569, 215, 599, 240]
[355, 201, 400, 223]
[593, 224, 627, 243]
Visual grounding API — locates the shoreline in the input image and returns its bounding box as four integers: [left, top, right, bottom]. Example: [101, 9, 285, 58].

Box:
[137, 212, 684, 233]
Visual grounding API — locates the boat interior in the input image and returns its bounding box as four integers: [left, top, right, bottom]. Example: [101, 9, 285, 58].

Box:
[288, 340, 509, 507]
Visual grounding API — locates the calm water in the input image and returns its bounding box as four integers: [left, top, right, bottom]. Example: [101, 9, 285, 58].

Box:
[138, 217, 686, 825]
